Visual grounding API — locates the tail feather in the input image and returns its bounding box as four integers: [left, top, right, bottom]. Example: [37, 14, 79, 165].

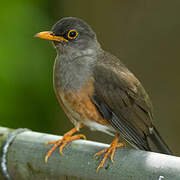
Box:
[147, 126, 172, 155]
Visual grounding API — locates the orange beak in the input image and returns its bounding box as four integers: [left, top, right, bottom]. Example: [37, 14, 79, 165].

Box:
[35, 31, 68, 42]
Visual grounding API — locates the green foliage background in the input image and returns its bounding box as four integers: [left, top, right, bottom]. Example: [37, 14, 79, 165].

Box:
[0, 0, 180, 154]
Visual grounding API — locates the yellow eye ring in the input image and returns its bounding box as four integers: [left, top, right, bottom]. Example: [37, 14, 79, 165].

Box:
[67, 29, 78, 39]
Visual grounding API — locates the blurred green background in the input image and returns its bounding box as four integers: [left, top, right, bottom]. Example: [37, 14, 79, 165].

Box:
[0, 0, 180, 155]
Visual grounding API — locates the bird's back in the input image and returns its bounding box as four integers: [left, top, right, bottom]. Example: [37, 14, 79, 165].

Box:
[92, 51, 172, 154]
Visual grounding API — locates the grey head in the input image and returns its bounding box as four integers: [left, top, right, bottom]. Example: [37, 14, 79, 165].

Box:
[35, 17, 102, 90]
[36, 17, 101, 55]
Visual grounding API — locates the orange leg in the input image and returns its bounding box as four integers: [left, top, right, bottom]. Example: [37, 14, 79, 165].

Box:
[45, 124, 86, 162]
[94, 134, 125, 172]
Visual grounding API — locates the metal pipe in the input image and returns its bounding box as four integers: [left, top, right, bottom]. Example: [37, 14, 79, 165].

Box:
[0, 126, 180, 180]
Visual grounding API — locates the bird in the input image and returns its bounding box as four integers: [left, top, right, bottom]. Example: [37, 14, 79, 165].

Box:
[35, 17, 172, 171]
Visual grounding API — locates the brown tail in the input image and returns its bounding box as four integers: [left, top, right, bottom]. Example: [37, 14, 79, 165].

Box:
[147, 126, 172, 155]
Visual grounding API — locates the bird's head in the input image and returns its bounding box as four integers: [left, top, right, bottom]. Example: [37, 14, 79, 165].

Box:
[35, 17, 100, 53]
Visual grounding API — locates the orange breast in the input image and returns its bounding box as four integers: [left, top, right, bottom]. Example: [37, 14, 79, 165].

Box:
[56, 79, 110, 126]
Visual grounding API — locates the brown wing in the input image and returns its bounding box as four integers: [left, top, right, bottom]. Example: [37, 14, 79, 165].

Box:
[92, 51, 153, 150]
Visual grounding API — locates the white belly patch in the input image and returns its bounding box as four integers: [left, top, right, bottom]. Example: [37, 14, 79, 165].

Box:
[83, 120, 115, 136]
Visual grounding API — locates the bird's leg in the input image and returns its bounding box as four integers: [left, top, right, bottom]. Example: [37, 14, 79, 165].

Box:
[94, 133, 125, 172]
[45, 123, 86, 162]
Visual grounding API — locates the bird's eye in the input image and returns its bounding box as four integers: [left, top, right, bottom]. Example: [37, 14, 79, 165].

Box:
[67, 29, 78, 39]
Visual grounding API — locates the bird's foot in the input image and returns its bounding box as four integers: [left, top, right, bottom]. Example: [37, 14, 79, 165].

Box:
[94, 134, 125, 172]
[45, 125, 86, 162]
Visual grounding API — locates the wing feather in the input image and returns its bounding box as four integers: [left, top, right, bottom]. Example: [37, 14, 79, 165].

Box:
[92, 51, 153, 150]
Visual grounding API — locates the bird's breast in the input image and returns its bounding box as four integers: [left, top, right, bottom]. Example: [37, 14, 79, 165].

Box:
[55, 79, 113, 134]
[53, 54, 97, 91]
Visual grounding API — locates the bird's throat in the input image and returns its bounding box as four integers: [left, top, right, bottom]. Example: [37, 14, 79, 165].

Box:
[53, 53, 96, 92]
